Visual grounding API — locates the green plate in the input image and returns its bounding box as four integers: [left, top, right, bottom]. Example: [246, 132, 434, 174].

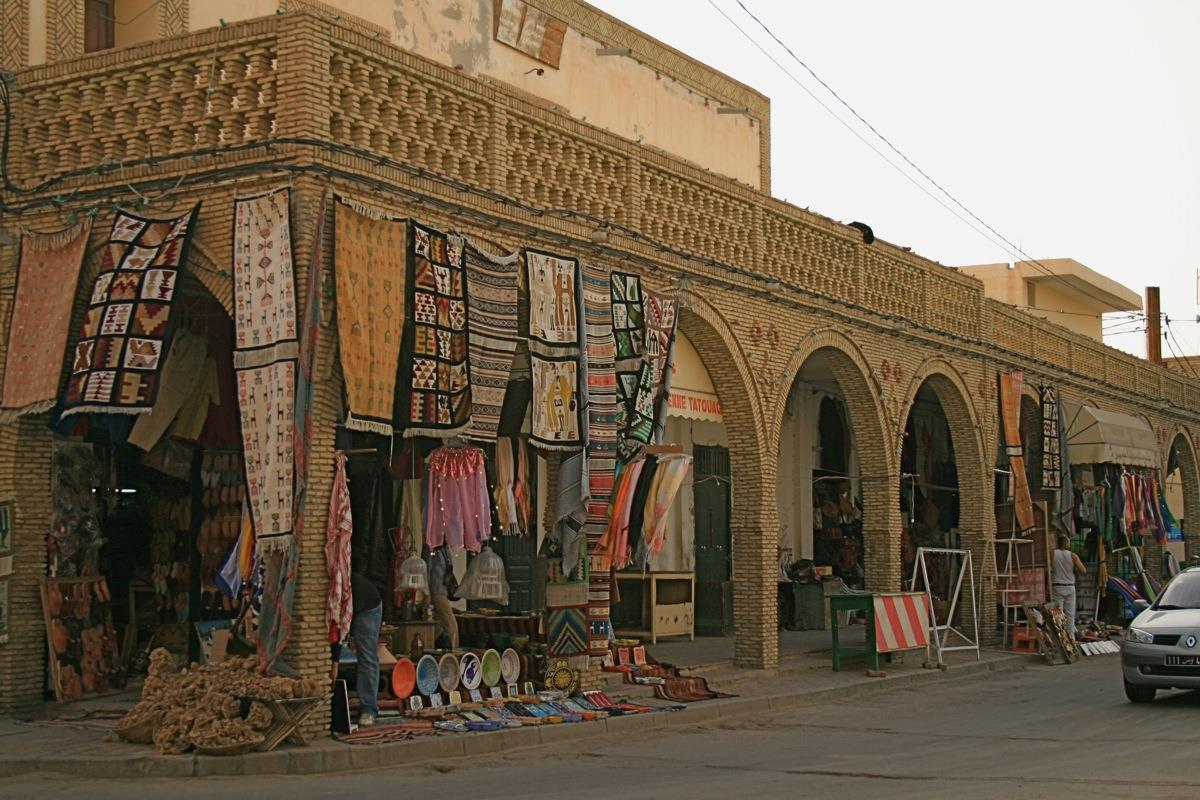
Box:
[480, 649, 502, 686]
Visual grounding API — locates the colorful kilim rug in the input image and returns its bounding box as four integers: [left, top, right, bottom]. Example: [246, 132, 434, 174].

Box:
[546, 604, 588, 656]
[462, 239, 519, 441]
[0, 221, 91, 420]
[233, 187, 298, 554]
[525, 249, 584, 451]
[332, 195, 406, 436]
[609, 271, 643, 434]
[62, 206, 198, 415]
[582, 263, 618, 655]
[401, 223, 472, 437]
[622, 289, 678, 453]
[334, 722, 444, 744]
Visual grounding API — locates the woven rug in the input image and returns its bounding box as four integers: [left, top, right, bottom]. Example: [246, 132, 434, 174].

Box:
[651, 676, 733, 703]
[333, 195, 406, 436]
[610, 271, 643, 435]
[334, 722, 444, 744]
[62, 206, 198, 415]
[401, 222, 472, 436]
[233, 187, 298, 554]
[526, 249, 584, 451]
[622, 289, 678, 451]
[462, 239, 519, 441]
[582, 263, 618, 654]
[999, 369, 1034, 533]
[1, 221, 91, 420]
[546, 604, 588, 656]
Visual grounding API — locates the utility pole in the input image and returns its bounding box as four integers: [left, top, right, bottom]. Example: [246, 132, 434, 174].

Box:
[1146, 286, 1161, 364]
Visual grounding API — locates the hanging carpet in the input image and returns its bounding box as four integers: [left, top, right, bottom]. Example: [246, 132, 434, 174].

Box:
[998, 370, 1034, 533]
[462, 239, 520, 442]
[621, 289, 678, 457]
[546, 604, 588, 656]
[62, 205, 199, 415]
[526, 248, 585, 451]
[333, 195, 406, 436]
[232, 187, 298, 554]
[326, 451, 353, 643]
[610, 271, 644, 435]
[400, 223, 473, 437]
[0, 221, 91, 420]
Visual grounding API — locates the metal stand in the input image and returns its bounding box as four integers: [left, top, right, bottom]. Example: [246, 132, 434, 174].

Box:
[978, 513, 1035, 648]
[911, 547, 980, 665]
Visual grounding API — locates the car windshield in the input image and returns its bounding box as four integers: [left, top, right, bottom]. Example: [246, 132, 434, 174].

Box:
[1155, 573, 1200, 610]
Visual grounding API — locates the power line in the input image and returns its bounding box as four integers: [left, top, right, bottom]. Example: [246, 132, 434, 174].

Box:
[726, 0, 1137, 316]
[1162, 321, 1200, 381]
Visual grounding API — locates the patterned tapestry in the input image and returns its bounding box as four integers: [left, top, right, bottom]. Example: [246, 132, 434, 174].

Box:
[621, 289, 679, 457]
[333, 195, 406, 436]
[526, 248, 584, 451]
[401, 222, 473, 437]
[582, 263, 618, 655]
[233, 187, 298, 554]
[610, 272, 644, 433]
[62, 206, 199, 415]
[546, 604, 588, 656]
[999, 370, 1035, 534]
[1, 221, 91, 420]
[463, 239, 520, 441]
[1041, 384, 1062, 490]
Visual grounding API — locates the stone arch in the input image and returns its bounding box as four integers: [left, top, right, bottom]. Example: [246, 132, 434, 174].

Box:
[774, 329, 899, 591]
[677, 291, 776, 668]
[1165, 426, 1200, 561]
[897, 359, 994, 639]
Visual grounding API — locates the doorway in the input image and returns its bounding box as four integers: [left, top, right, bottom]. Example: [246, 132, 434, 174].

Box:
[693, 444, 731, 635]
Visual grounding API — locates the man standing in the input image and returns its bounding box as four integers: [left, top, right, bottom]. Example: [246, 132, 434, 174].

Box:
[1051, 535, 1087, 642]
[427, 545, 460, 649]
[350, 570, 382, 727]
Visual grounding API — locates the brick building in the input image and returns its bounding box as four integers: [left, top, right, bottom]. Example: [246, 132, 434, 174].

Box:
[1, 1, 1197, 722]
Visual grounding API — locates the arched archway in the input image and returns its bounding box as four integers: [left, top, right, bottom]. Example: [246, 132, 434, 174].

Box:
[677, 292, 776, 668]
[1165, 429, 1200, 562]
[774, 330, 897, 595]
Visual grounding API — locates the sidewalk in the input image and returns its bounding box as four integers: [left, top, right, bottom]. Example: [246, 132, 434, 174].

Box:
[0, 645, 1029, 779]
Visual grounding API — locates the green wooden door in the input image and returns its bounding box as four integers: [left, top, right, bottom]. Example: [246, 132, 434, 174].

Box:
[693, 444, 731, 635]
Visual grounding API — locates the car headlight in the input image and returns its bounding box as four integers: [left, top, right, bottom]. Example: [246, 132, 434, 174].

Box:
[1125, 627, 1153, 644]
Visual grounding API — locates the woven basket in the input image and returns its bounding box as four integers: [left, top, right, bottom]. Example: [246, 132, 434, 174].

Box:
[113, 713, 159, 745]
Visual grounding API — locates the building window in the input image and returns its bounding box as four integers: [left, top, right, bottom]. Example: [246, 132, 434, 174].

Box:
[85, 0, 116, 53]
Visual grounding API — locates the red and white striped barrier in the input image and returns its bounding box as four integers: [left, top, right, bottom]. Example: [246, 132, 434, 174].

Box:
[873, 592, 930, 653]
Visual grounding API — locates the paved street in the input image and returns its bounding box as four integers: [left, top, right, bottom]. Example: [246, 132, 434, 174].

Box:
[3, 656, 1197, 799]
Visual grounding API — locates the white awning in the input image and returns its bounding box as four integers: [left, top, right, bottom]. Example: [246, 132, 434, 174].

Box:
[667, 331, 723, 423]
[1064, 405, 1159, 468]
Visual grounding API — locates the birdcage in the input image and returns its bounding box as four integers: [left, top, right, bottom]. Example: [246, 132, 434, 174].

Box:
[398, 555, 430, 595]
[457, 546, 509, 605]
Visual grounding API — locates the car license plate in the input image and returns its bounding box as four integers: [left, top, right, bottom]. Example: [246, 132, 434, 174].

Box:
[1164, 655, 1200, 667]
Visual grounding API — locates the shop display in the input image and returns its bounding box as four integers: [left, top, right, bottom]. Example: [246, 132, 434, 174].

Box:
[525, 248, 585, 450]
[0, 221, 91, 420]
[197, 452, 245, 610]
[333, 195, 407, 436]
[62, 206, 199, 415]
[39, 576, 124, 702]
[49, 441, 102, 577]
[148, 492, 191, 621]
[463, 240, 521, 441]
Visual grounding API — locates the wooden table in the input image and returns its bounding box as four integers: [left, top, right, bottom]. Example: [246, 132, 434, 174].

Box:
[614, 571, 695, 643]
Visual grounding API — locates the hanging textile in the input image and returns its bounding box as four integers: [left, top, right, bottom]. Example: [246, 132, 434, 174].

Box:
[494, 436, 523, 536]
[610, 271, 644, 434]
[525, 249, 585, 451]
[463, 240, 520, 441]
[216, 501, 257, 598]
[553, 452, 590, 580]
[637, 453, 693, 568]
[1056, 396, 1074, 535]
[126, 330, 208, 450]
[1040, 385, 1062, 489]
[62, 206, 199, 415]
[49, 441, 102, 576]
[231, 188, 299, 554]
[620, 289, 678, 460]
[582, 263, 619, 655]
[425, 445, 490, 553]
[595, 459, 647, 571]
[325, 451, 354, 643]
[333, 195, 406, 436]
[998, 370, 1034, 533]
[401, 223, 473, 437]
[0, 221, 91, 420]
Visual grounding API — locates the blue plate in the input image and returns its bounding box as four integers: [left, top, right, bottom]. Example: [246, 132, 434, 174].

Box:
[416, 654, 440, 696]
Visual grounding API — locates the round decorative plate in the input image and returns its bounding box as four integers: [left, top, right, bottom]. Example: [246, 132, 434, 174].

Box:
[500, 648, 521, 685]
[480, 649, 502, 687]
[438, 653, 461, 693]
[545, 662, 574, 693]
[391, 657, 416, 700]
[415, 654, 439, 696]
[460, 652, 482, 691]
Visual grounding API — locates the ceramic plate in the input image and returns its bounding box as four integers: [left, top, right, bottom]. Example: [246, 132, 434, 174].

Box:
[438, 653, 460, 693]
[480, 649, 502, 687]
[415, 654, 439, 696]
[500, 648, 521, 684]
[391, 657, 416, 700]
[460, 652, 482, 691]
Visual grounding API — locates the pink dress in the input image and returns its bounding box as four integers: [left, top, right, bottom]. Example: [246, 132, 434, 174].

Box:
[426, 446, 491, 553]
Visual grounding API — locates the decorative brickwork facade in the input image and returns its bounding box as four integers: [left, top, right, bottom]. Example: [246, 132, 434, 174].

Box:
[0, 10, 1196, 726]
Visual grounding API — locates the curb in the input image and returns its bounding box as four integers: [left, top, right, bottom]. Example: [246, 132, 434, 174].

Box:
[0, 654, 1028, 780]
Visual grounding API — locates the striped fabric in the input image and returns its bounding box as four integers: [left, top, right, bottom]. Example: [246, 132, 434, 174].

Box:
[463, 240, 521, 441]
[872, 593, 930, 653]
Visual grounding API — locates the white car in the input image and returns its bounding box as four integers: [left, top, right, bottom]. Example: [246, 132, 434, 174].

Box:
[1121, 566, 1200, 702]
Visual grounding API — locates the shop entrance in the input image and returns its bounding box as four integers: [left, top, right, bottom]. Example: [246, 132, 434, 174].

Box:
[693, 444, 731, 635]
[900, 381, 960, 599]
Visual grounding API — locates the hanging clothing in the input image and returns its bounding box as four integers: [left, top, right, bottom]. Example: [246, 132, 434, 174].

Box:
[641, 453, 693, 564]
[625, 455, 659, 561]
[425, 445, 490, 553]
[169, 355, 220, 441]
[126, 330, 208, 450]
[554, 452, 590, 578]
[596, 459, 645, 571]
[494, 436, 521, 536]
[325, 451, 354, 643]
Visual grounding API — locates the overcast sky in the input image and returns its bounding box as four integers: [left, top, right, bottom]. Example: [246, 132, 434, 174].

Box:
[590, 0, 1200, 360]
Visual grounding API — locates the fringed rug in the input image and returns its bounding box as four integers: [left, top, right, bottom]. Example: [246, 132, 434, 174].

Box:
[401, 223, 472, 437]
[463, 240, 520, 442]
[582, 263, 618, 655]
[610, 271, 644, 435]
[651, 677, 734, 703]
[333, 195, 407, 436]
[525, 249, 584, 451]
[62, 206, 198, 415]
[1, 221, 91, 420]
[233, 187, 298, 554]
[622, 289, 679, 453]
